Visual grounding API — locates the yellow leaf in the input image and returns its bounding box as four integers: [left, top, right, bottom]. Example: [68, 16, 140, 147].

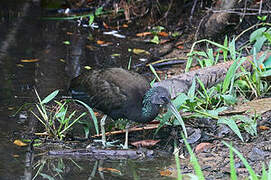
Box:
[16, 64, 24, 67]
[21, 59, 39, 63]
[59, 59, 65, 63]
[132, 48, 150, 55]
[8, 107, 14, 110]
[84, 66, 92, 70]
[13, 140, 27, 147]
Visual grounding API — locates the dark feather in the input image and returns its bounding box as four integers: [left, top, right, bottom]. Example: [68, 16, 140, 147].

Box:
[69, 68, 155, 122]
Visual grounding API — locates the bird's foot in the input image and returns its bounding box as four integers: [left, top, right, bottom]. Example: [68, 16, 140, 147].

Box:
[93, 139, 119, 148]
[121, 143, 129, 149]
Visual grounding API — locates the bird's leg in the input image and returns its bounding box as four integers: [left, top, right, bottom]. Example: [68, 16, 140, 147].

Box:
[123, 123, 130, 149]
[100, 115, 107, 147]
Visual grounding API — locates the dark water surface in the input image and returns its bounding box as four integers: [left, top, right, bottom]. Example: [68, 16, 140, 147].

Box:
[0, 1, 175, 179]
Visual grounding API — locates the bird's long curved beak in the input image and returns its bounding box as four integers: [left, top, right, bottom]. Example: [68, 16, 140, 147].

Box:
[167, 101, 188, 138]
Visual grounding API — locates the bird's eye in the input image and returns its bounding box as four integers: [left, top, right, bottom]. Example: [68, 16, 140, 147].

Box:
[161, 96, 169, 103]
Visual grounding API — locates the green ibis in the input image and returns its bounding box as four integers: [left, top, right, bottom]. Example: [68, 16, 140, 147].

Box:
[69, 67, 185, 149]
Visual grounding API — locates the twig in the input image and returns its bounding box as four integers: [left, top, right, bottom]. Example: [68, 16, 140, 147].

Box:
[91, 124, 159, 138]
[235, 22, 271, 41]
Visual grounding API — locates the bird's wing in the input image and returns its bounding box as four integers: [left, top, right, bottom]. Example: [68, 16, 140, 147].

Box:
[80, 70, 128, 113]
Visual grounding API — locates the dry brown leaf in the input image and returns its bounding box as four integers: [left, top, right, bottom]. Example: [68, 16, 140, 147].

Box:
[177, 45, 184, 49]
[222, 97, 271, 115]
[13, 140, 27, 147]
[195, 142, 212, 153]
[21, 59, 39, 63]
[98, 167, 121, 174]
[97, 40, 106, 45]
[131, 139, 160, 148]
[158, 32, 169, 37]
[160, 169, 172, 176]
[136, 32, 152, 37]
[259, 126, 270, 131]
[103, 22, 110, 29]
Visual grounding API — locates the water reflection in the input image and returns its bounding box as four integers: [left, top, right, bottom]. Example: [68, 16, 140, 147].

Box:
[0, 1, 176, 179]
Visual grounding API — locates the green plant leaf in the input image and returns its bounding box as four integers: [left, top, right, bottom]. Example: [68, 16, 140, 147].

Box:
[74, 100, 99, 135]
[250, 27, 266, 42]
[41, 90, 59, 104]
[150, 35, 160, 44]
[221, 94, 237, 105]
[234, 115, 257, 136]
[218, 117, 244, 142]
[264, 31, 271, 43]
[88, 14, 94, 25]
[222, 57, 246, 93]
[95, 7, 103, 16]
[188, 78, 196, 98]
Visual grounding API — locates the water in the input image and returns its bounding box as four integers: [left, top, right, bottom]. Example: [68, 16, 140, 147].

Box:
[0, 1, 177, 179]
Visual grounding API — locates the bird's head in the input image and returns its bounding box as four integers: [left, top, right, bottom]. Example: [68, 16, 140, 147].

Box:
[148, 86, 171, 106]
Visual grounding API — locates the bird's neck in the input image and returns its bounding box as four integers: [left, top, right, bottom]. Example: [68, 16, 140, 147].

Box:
[139, 95, 160, 123]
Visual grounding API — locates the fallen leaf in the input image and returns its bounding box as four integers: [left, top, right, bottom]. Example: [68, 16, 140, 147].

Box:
[21, 59, 39, 63]
[131, 139, 160, 148]
[86, 45, 97, 50]
[8, 107, 15, 110]
[13, 140, 27, 147]
[96, 40, 113, 46]
[103, 22, 110, 29]
[160, 169, 172, 176]
[195, 142, 212, 153]
[136, 32, 152, 37]
[111, 53, 121, 57]
[158, 32, 169, 37]
[84, 66, 92, 70]
[59, 59, 65, 63]
[66, 32, 73, 35]
[34, 132, 49, 136]
[122, 24, 128, 28]
[98, 167, 121, 174]
[259, 126, 270, 131]
[13, 154, 20, 158]
[160, 39, 170, 44]
[221, 97, 271, 115]
[132, 48, 150, 55]
[63, 41, 70, 45]
[97, 40, 106, 45]
[177, 45, 184, 49]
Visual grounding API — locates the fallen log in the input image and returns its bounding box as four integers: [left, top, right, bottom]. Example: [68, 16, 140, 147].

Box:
[48, 148, 154, 159]
[154, 51, 271, 98]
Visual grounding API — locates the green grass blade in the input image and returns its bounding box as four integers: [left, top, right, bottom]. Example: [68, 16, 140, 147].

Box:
[41, 90, 59, 104]
[182, 134, 205, 180]
[149, 64, 161, 81]
[74, 100, 99, 135]
[60, 112, 87, 135]
[223, 141, 258, 180]
[229, 143, 238, 180]
[174, 139, 182, 180]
